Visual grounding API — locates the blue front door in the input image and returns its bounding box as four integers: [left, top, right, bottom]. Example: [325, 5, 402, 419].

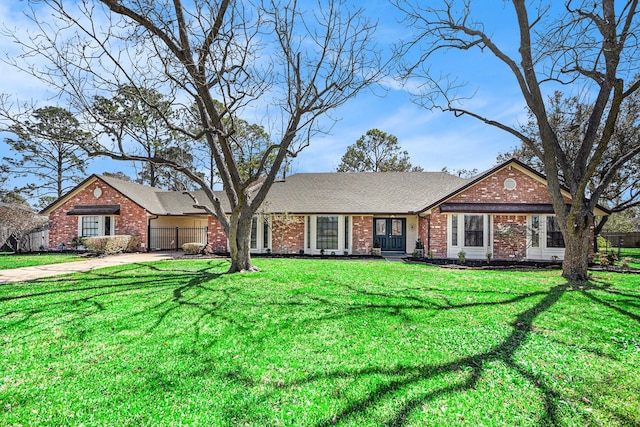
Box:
[374, 218, 406, 252]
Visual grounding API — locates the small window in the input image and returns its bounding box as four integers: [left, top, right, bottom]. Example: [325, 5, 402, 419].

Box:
[250, 217, 258, 249]
[451, 214, 458, 247]
[344, 216, 349, 250]
[504, 178, 517, 190]
[546, 216, 565, 248]
[392, 219, 403, 236]
[531, 216, 540, 248]
[263, 217, 269, 249]
[464, 215, 484, 247]
[375, 219, 386, 236]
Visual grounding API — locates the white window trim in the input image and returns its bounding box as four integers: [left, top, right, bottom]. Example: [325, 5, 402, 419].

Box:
[448, 213, 492, 259]
[249, 215, 271, 253]
[77, 215, 115, 237]
[305, 215, 350, 254]
[527, 215, 565, 260]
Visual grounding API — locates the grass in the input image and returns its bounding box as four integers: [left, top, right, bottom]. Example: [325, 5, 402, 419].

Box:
[1, 259, 638, 426]
[0, 253, 82, 270]
[601, 247, 640, 268]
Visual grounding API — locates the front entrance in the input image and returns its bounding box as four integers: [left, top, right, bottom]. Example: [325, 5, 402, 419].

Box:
[374, 218, 406, 252]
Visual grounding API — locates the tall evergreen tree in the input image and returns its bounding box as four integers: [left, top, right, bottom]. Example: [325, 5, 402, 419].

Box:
[2, 106, 91, 209]
[337, 129, 422, 172]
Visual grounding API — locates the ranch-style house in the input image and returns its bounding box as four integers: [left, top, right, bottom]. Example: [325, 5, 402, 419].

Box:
[41, 159, 610, 261]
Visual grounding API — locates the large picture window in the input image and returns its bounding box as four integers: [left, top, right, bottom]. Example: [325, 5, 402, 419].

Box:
[316, 216, 339, 250]
[464, 215, 484, 247]
[80, 216, 112, 237]
[546, 216, 565, 248]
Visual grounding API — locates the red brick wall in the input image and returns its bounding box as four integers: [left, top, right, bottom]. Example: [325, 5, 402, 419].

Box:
[207, 217, 228, 252]
[351, 215, 373, 254]
[48, 179, 148, 250]
[492, 214, 528, 260]
[271, 215, 305, 254]
[421, 165, 571, 259]
[447, 165, 566, 204]
[419, 213, 448, 258]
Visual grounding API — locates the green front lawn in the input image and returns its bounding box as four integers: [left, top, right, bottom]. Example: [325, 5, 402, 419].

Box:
[1, 259, 638, 426]
[0, 253, 82, 270]
[620, 248, 640, 268]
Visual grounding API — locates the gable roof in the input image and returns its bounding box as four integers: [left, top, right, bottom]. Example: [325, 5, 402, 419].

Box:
[40, 158, 611, 217]
[418, 158, 611, 216]
[41, 171, 470, 216]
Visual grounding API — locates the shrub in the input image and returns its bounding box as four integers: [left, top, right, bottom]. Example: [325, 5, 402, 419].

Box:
[70, 236, 85, 249]
[126, 235, 140, 252]
[84, 235, 136, 255]
[596, 251, 618, 267]
[596, 235, 611, 251]
[182, 242, 205, 255]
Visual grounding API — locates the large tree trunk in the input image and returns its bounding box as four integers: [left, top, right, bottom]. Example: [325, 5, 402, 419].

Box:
[561, 210, 593, 281]
[227, 211, 259, 273]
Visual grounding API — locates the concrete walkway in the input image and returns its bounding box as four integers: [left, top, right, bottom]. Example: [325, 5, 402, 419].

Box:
[0, 252, 174, 284]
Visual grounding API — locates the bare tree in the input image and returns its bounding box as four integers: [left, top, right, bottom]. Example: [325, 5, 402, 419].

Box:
[396, 0, 640, 280]
[0, 202, 45, 253]
[497, 90, 640, 243]
[5, 0, 382, 272]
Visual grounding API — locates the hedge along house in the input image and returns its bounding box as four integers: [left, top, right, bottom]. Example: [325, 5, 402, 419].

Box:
[41, 159, 610, 260]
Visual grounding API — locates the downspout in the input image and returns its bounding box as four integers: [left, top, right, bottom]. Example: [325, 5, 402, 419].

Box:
[147, 215, 159, 252]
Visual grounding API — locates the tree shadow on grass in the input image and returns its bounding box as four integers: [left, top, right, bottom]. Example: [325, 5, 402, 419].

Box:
[260, 277, 637, 427]
[2, 261, 639, 426]
[305, 283, 569, 426]
[0, 261, 228, 340]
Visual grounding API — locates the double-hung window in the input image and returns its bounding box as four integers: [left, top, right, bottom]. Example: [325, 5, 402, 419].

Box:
[464, 215, 484, 247]
[305, 215, 349, 253]
[316, 216, 339, 250]
[546, 216, 565, 248]
[79, 216, 113, 237]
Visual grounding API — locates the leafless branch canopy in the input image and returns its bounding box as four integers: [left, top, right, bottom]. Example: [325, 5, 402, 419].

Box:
[396, 0, 640, 213]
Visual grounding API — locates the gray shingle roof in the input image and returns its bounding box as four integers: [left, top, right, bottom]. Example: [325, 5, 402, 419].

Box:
[98, 171, 469, 215]
[261, 172, 469, 214]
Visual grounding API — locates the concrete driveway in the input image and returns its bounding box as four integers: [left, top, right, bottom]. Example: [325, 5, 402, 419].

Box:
[0, 252, 174, 284]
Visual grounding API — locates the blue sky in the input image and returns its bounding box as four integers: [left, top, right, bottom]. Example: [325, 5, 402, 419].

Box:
[0, 1, 527, 193]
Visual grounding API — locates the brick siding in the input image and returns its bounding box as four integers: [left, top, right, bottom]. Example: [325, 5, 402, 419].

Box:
[48, 179, 147, 250]
[271, 215, 305, 254]
[419, 165, 572, 259]
[207, 217, 228, 252]
[351, 215, 373, 255]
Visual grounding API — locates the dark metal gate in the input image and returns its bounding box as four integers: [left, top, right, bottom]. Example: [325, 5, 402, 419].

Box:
[148, 226, 208, 250]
